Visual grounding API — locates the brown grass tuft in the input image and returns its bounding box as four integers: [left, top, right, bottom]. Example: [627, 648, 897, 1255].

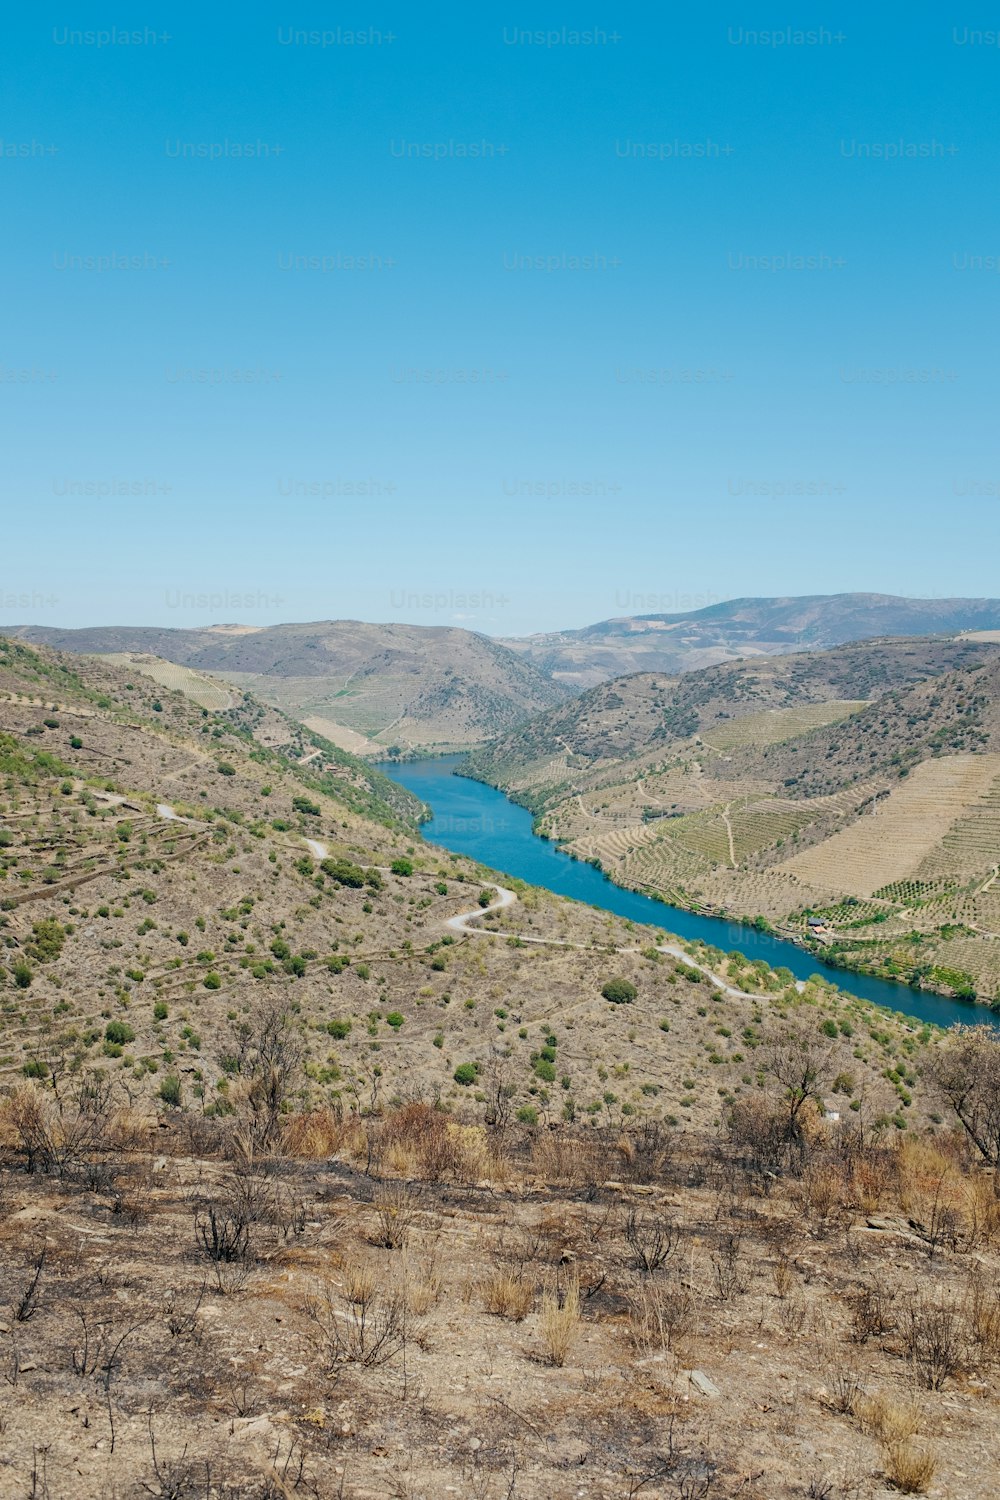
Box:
[539, 1274, 581, 1366]
[481, 1271, 533, 1321]
[884, 1441, 937, 1494]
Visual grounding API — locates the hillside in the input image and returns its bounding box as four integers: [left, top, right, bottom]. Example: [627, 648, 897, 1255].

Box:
[466, 638, 1000, 1005]
[13, 621, 569, 756]
[2, 635, 1000, 1498]
[502, 593, 1000, 687]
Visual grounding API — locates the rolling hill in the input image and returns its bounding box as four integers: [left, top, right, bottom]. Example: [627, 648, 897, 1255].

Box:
[12, 620, 569, 755]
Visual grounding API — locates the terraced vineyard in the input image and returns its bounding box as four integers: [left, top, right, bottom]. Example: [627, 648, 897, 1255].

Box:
[777, 754, 1000, 896]
[98, 652, 236, 710]
[700, 698, 868, 751]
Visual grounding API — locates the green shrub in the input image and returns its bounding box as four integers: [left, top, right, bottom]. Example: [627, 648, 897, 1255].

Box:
[321, 858, 366, 888]
[159, 1074, 182, 1107]
[386, 1011, 404, 1029]
[216, 762, 236, 777]
[391, 857, 413, 877]
[516, 1105, 538, 1125]
[105, 1020, 135, 1045]
[153, 1001, 169, 1021]
[13, 960, 33, 989]
[203, 971, 222, 990]
[601, 977, 637, 1004]
[453, 1062, 478, 1086]
[292, 796, 321, 816]
[327, 1018, 352, 1039]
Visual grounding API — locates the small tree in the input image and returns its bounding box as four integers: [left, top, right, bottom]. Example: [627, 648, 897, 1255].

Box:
[928, 1026, 1000, 1166]
[222, 1000, 302, 1152]
[760, 1019, 837, 1143]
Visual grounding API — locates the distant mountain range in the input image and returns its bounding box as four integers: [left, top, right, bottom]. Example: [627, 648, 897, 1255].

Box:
[12, 594, 1000, 753]
[500, 593, 1000, 686]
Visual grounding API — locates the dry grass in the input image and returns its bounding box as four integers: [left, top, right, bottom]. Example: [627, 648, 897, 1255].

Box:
[345, 1263, 379, 1305]
[883, 1441, 937, 1494]
[856, 1392, 921, 1445]
[283, 1105, 359, 1158]
[481, 1270, 534, 1321]
[539, 1274, 581, 1366]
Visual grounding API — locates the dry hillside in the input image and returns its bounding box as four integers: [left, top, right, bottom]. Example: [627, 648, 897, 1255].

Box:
[1, 637, 1000, 1497]
[13, 621, 569, 756]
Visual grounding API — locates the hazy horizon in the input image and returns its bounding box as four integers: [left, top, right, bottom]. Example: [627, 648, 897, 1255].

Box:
[9, 588, 1000, 642]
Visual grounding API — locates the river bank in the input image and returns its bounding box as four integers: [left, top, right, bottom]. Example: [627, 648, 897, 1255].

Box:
[382, 755, 1000, 1032]
[454, 760, 1000, 1019]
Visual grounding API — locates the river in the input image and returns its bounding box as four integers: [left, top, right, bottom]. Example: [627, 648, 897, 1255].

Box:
[383, 755, 999, 1032]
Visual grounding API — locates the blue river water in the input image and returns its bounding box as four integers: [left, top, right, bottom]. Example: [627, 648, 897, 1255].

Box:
[383, 755, 999, 1032]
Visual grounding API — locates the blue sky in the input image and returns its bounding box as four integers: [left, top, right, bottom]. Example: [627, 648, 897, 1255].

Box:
[2, 7, 999, 635]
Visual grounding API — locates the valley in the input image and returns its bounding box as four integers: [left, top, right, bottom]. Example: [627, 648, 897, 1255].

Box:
[465, 638, 1000, 1009]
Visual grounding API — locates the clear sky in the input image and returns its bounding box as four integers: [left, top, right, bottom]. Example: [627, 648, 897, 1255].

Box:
[2, 7, 999, 636]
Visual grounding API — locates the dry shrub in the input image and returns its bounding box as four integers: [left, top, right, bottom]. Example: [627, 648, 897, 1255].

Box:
[849, 1277, 897, 1344]
[626, 1276, 694, 1355]
[963, 1172, 1000, 1248]
[372, 1181, 420, 1249]
[856, 1392, 920, 1445]
[617, 1119, 674, 1183]
[725, 1093, 788, 1179]
[305, 1277, 406, 1371]
[531, 1129, 603, 1189]
[481, 1270, 533, 1321]
[446, 1122, 493, 1182]
[850, 1154, 893, 1215]
[895, 1138, 954, 1210]
[406, 1255, 443, 1316]
[901, 1292, 969, 1390]
[344, 1264, 378, 1305]
[794, 1162, 846, 1224]
[283, 1106, 355, 1159]
[622, 1205, 681, 1274]
[539, 1274, 580, 1366]
[883, 1442, 937, 1494]
[964, 1266, 1000, 1359]
[893, 1138, 970, 1252]
[711, 1231, 750, 1300]
[377, 1103, 493, 1183]
[772, 1256, 794, 1299]
[0, 1084, 60, 1172]
[827, 1369, 864, 1415]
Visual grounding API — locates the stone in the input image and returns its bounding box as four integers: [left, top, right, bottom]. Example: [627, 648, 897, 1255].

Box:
[688, 1370, 721, 1398]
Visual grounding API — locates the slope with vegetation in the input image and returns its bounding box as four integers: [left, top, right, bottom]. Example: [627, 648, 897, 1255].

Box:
[1, 636, 1000, 1495]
